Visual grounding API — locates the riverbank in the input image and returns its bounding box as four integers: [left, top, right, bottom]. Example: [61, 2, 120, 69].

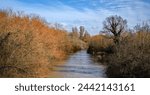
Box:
[87, 30, 150, 78]
[0, 9, 86, 78]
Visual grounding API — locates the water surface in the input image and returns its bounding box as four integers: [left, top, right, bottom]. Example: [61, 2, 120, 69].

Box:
[49, 50, 106, 78]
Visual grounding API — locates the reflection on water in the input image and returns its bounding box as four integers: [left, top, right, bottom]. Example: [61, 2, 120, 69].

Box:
[49, 50, 107, 78]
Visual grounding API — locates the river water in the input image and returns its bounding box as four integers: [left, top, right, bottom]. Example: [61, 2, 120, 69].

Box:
[49, 50, 107, 78]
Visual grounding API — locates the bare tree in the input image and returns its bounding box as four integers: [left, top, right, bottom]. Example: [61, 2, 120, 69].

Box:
[134, 21, 150, 32]
[72, 27, 78, 33]
[83, 31, 90, 42]
[79, 26, 85, 40]
[103, 15, 127, 44]
[71, 27, 79, 38]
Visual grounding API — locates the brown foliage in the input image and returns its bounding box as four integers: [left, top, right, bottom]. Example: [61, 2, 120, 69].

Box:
[0, 9, 82, 77]
[87, 35, 114, 54]
[107, 31, 150, 77]
[0, 9, 50, 77]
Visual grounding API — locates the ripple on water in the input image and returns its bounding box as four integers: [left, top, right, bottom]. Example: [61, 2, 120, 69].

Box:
[49, 50, 107, 78]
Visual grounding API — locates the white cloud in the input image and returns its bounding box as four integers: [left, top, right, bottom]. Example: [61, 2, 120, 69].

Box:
[0, 0, 150, 35]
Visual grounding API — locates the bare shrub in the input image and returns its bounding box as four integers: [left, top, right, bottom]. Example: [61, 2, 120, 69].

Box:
[107, 31, 150, 77]
[0, 9, 86, 77]
[87, 35, 114, 54]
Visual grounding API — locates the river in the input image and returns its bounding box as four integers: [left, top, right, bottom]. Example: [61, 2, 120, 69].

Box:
[49, 50, 107, 78]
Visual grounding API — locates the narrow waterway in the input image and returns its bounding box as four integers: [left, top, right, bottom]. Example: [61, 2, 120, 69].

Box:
[49, 50, 107, 78]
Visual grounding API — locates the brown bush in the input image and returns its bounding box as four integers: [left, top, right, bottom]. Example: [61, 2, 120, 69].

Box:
[0, 10, 49, 77]
[106, 31, 150, 77]
[0, 9, 83, 77]
[87, 35, 114, 54]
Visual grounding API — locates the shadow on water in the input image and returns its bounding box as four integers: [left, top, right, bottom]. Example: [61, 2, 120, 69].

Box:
[49, 50, 107, 78]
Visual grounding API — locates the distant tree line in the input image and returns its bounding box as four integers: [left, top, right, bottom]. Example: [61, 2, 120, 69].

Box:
[70, 26, 91, 43]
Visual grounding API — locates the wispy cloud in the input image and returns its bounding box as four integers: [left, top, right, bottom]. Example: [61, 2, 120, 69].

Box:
[0, 0, 150, 35]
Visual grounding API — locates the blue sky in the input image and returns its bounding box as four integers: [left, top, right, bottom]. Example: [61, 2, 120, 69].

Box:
[0, 0, 150, 35]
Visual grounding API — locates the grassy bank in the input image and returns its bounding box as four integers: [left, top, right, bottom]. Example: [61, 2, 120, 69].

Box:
[0, 9, 85, 77]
